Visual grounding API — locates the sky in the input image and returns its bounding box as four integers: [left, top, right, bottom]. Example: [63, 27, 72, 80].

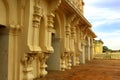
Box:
[84, 0, 120, 50]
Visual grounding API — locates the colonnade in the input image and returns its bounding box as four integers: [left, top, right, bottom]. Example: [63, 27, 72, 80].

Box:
[0, 0, 96, 80]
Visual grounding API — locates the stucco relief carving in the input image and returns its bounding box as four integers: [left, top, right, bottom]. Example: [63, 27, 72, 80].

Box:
[67, 0, 84, 14]
[34, 13, 55, 77]
[21, 52, 37, 80]
[38, 53, 49, 77]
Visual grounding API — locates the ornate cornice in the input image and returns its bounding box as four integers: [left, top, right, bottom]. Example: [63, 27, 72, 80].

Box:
[87, 28, 97, 38]
[63, 0, 92, 28]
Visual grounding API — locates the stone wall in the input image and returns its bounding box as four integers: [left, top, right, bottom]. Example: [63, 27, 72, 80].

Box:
[94, 52, 120, 59]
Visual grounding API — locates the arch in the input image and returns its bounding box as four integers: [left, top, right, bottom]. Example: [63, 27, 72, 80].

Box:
[46, 9, 66, 71]
[54, 13, 61, 38]
[54, 10, 66, 38]
[0, 0, 9, 26]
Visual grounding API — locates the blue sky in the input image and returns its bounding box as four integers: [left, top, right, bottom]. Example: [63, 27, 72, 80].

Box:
[84, 0, 120, 50]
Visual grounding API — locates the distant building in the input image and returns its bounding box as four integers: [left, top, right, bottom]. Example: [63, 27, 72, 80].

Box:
[94, 39, 104, 54]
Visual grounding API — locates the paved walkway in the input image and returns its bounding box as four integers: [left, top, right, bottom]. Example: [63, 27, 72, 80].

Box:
[41, 60, 120, 80]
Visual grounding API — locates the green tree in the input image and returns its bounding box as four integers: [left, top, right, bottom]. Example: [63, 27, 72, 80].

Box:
[103, 46, 109, 52]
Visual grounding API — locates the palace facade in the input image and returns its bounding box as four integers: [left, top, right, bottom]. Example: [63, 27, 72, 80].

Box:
[0, 0, 96, 80]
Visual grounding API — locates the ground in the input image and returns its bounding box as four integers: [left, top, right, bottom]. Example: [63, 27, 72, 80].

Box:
[40, 59, 120, 80]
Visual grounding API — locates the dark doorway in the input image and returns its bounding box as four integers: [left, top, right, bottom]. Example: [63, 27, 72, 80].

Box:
[46, 33, 61, 71]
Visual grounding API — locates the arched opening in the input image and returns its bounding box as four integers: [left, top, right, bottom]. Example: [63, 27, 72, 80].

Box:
[46, 33, 61, 71]
[46, 13, 61, 71]
[0, 24, 9, 80]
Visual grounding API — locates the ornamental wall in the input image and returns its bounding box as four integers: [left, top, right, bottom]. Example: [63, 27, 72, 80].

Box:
[0, 0, 96, 80]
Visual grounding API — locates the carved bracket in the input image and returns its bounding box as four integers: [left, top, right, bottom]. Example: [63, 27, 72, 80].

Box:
[21, 52, 38, 80]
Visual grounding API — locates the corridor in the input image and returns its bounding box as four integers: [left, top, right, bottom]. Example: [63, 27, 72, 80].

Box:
[41, 60, 120, 80]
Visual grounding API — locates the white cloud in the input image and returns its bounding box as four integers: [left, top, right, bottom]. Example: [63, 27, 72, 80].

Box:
[84, 0, 120, 50]
[84, 1, 120, 28]
[95, 31, 120, 50]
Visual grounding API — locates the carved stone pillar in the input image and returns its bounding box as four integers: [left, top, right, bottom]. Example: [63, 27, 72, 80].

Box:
[8, 24, 21, 80]
[91, 39, 94, 59]
[70, 26, 76, 66]
[87, 37, 91, 61]
[67, 25, 73, 69]
[81, 40, 85, 64]
[65, 25, 71, 52]
[22, 2, 43, 79]
[61, 25, 71, 71]
[46, 13, 55, 53]
[38, 13, 55, 77]
[86, 45, 90, 61]
[32, 4, 42, 52]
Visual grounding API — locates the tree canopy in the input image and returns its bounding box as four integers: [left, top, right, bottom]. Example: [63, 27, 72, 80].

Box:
[103, 46, 109, 52]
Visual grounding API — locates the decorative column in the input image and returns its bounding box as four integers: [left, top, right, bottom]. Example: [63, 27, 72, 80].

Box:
[69, 26, 76, 66]
[91, 39, 94, 59]
[75, 28, 81, 65]
[32, 4, 42, 52]
[46, 13, 55, 53]
[87, 37, 91, 61]
[38, 13, 55, 77]
[66, 25, 72, 69]
[8, 24, 21, 80]
[61, 24, 71, 70]
[22, 2, 42, 79]
[81, 39, 85, 64]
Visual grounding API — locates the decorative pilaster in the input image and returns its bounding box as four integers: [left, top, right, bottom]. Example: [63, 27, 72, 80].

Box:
[65, 24, 71, 52]
[8, 24, 21, 80]
[91, 39, 94, 59]
[61, 24, 71, 71]
[66, 25, 72, 69]
[46, 13, 55, 53]
[38, 13, 55, 77]
[22, 1, 43, 79]
[70, 26, 76, 66]
[32, 4, 42, 52]
[81, 39, 85, 64]
[87, 37, 91, 61]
